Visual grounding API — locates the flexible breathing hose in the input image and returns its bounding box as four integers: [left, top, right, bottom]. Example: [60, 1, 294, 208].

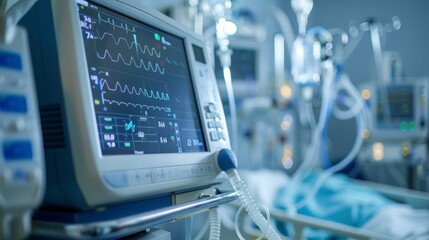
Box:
[216, 149, 282, 240]
[209, 207, 221, 240]
[293, 72, 368, 210]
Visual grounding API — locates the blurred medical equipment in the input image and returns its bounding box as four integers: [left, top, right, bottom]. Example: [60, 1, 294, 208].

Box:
[358, 80, 429, 191]
[0, 0, 44, 239]
[343, 17, 429, 192]
[210, 14, 299, 171]
[364, 80, 428, 141]
[348, 17, 401, 83]
[279, 2, 383, 229]
[214, 39, 260, 97]
[207, 2, 302, 174]
[290, 0, 320, 87]
[287, 23, 370, 215]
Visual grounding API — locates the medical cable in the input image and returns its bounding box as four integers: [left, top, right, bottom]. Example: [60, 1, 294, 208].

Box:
[221, 64, 238, 153]
[291, 64, 334, 181]
[293, 81, 367, 210]
[347, 18, 400, 127]
[287, 24, 368, 211]
[304, 99, 317, 133]
[215, 16, 238, 154]
[216, 149, 282, 240]
[285, 69, 334, 214]
[320, 65, 336, 168]
[285, 87, 329, 214]
[332, 74, 365, 120]
[368, 20, 392, 124]
[288, 65, 368, 213]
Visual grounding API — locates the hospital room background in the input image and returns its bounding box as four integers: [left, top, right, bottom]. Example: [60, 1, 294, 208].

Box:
[0, 0, 428, 239]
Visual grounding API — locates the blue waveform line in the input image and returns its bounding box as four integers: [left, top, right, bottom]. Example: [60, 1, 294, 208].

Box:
[97, 50, 165, 74]
[104, 99, 171, 112]
[96, 30, 161, 58]
[97, 13, 135, 34]
[125, 120, 136, 132]
[100, 79, 170, 101]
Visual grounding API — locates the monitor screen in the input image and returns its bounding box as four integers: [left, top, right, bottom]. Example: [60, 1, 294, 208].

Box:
[214, 47, 256, 82]
[376, 85, 414, 128]
[77, 1, 207, 155]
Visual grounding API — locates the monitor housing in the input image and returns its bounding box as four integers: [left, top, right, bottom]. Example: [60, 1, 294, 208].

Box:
[30, 0, 230, 210]
[363, 79, 428, 141]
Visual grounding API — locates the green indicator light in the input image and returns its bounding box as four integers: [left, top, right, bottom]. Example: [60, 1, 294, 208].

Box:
[163, 46, 167, 50]
[124, 142, 131, 147]
[94, 99, 100, 105]
[409, 121, 416, 131]
[400, 121, 408, 132]
[104, 125, 113, 130]
[104, 117, 112, 122]
[154, 33, 161, 41]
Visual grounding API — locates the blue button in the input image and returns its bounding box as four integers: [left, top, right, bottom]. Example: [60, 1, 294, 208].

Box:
[0, 51, 22, 71]
[3, 140, 33, 161]
[103, 171, 129, 188]
[0, 93, 27, 113]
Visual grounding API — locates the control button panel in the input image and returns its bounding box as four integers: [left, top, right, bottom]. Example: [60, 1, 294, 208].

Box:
[2, 140, 33, 161]
[204, 102, 225, 142]
[0, 93, 28, 113]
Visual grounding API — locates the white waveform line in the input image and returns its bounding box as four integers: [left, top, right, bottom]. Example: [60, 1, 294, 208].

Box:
[104, 99, 171, 112]
[100, 80, 170, 101]
[97, 50, 165, 74]
[98, 13, 136, 34]
[96, 30, 161, 58]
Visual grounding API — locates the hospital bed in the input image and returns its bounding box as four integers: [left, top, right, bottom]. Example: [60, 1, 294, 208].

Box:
[222, 169, 429, 240]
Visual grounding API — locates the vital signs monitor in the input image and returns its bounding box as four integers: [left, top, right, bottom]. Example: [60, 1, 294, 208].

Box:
[25, 0, 229, 210]
[363, 80, 428, 141]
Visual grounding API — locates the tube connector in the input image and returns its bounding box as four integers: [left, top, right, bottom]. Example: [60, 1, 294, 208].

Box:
[215, 148, 238, 172]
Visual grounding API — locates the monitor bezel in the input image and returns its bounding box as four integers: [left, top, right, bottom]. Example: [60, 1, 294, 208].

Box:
[52, 0, 229, 207]
[79, 1, 209, 156]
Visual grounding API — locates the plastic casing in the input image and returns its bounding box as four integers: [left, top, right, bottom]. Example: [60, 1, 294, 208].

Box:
[0, 27, 45, 212]
[48, 0, 230, 209]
